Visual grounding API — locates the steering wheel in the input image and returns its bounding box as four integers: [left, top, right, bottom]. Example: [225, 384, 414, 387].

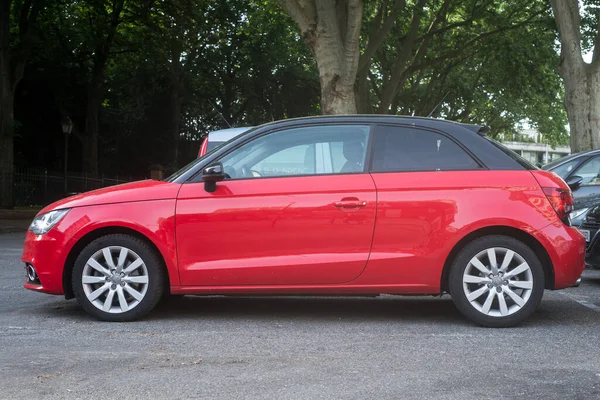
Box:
[223, 165, 236, 179]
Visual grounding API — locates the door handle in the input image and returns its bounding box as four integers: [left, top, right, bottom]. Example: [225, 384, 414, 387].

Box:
[333, 198, 367, 208]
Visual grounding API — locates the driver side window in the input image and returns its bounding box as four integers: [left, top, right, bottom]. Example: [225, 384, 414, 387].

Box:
[218, 125, 370, 180]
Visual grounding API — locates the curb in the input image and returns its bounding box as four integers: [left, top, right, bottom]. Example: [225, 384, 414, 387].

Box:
[0, 209, 40, 219]
[0, 227, 27, 234]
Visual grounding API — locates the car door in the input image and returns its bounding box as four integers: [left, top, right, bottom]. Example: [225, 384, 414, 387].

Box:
[176, 124, 376, 286]
[564, 155, 600, 208]
[366, 124, 484, 287]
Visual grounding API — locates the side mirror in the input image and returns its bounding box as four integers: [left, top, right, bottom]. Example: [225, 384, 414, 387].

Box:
[566, 175, 583, 190]
[202, 162, 225, 192]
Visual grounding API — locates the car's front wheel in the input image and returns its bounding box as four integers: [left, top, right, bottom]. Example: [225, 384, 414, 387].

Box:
[448, 235, 545, 328]
[72, 234, 165, 321]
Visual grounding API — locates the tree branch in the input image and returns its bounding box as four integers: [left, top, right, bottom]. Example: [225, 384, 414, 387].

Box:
[358, 0, 406, 72]
[278, 0, 316, 34]
[593, 12, 600, 65]
[341, 0, 362, 85]
[550, 0, 584, 69]
[409, 9, 547, 74]
[377, 0, 427, 112]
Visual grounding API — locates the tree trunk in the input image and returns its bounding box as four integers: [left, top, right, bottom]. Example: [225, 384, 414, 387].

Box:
[0, 112, 14, 208]
[279, 0, 362, 115]
[169, 77, 182, 168]
[82, 0, 125, 177]
[562, 65, 600, 152]
[314, 42, 357, 114]
[551, 0, 600, 152]
[0, 1, 13, 208]
[84, 76, 102, 176]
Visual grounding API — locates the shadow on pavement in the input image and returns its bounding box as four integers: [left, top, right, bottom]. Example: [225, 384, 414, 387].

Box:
[150, 295, 464, 323]
[32, 291, 600, 328]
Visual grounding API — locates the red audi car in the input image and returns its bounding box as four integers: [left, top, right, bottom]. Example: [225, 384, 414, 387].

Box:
[21, 116, 585, 327]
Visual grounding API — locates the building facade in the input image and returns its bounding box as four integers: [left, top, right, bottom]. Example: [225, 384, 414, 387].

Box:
[500, 129, 570, 166]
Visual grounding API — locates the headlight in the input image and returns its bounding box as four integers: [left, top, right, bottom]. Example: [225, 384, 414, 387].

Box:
[29, 209, 70, 235]
[571, 208, 589, 220]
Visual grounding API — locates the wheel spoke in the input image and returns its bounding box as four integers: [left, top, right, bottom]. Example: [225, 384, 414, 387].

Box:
[82, 276, 106, 284]
[481, 290, 495, 314]
[123, 258, 143, 275]
[116, 248, 128, 273]
[88, 283, 110, 301]
[463, 275, 490, 284]
[508, 280, 532, 290]
[124, 285, 144, 301]
[505, 262, 529, 278]
[467, 286, 489, 302]
[499, 250, 514, 272]
[87, 259, 110, 276]
[116, 286, 129, 312]
[470, 258, 491, 275]
[497, 291, 508, 316]
[504, 287, 525, 307]
[103, 289, 115, 311]
[487, 248, 498, 274]
[123, 276, 149, 284]
[103, 248, 116, 270]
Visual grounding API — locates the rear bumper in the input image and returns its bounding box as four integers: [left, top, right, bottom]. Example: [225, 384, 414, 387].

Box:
[534, 222, 585, 289]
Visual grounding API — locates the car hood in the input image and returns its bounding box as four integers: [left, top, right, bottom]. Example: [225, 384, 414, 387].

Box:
[39, 180, 181, 214]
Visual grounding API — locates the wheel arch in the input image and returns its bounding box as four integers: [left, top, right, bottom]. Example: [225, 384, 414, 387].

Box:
[62, 226, 172, 299]
[440, 226, 554, 293]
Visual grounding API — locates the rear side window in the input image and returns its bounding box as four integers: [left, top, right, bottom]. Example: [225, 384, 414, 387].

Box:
[484, 137, 536, 170]
[371, 125, 481, 172]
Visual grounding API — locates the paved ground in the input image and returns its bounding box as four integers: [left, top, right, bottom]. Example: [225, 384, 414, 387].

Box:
[1, 232, 599, 400]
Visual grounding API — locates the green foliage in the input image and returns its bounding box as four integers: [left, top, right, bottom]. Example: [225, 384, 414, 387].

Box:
[359, 0, 568, 145]
[10, 0, 571, 176]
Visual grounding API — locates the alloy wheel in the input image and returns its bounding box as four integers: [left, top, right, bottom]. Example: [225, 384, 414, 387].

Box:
[462, 247, 533, 317]
[81, 246, 149, 314]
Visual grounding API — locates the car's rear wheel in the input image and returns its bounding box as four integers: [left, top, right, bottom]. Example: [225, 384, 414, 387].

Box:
[448, 235, 545, 328]
[72, 234, 165, 322]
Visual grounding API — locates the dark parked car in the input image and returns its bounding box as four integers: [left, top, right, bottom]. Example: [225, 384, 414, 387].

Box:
[543, 149, 600, 226]
[580, 204, 600, 268]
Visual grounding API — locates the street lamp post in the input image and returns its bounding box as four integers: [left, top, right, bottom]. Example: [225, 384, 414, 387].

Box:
[61, 116, 74, 194]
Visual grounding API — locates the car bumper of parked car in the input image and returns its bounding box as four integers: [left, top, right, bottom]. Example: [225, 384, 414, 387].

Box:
[21, 230, 67, 295]
[585, 232, 600, 269]
[533, 222, 585, 290]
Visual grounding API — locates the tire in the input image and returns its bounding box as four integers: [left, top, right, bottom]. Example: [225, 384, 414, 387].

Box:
[72, 234, 165, 322]
[448, 235, 545, 328]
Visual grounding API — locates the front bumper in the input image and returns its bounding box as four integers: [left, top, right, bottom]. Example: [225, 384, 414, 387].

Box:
[21, 229, 68, 295]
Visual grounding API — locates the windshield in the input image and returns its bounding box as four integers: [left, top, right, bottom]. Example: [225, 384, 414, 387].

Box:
[164, 127, 258, 182]
[542, 153, 581, 170]
[164, 157, 205, 182]
[207, 141, 225, 153]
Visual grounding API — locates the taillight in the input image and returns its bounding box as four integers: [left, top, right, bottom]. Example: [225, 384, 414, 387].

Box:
[543, 187, 574, 221]
[198, 137, 208, 158]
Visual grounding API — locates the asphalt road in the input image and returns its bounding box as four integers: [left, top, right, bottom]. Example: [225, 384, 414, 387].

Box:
[1, 232, 600, 400]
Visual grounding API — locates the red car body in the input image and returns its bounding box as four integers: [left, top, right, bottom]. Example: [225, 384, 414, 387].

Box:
[21, 116, 585, 325]
[22, 169, 584, 296]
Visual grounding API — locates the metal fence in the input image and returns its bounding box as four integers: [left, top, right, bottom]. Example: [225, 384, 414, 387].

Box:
[9, 167, 144, 207]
